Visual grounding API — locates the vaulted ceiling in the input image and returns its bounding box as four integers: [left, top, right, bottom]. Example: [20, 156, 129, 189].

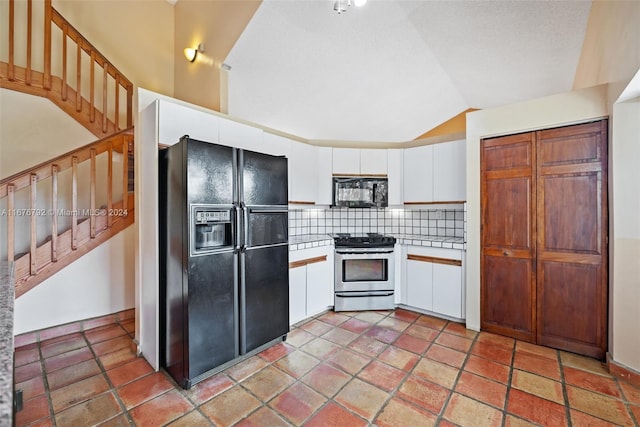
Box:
[223, 0, 591, 142]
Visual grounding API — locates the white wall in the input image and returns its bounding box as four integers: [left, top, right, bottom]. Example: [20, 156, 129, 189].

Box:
[14, 225, 135, 334]
[465, 84, 609, 331]
[610, 72, 640, 371]
[0, 89, 95, 179]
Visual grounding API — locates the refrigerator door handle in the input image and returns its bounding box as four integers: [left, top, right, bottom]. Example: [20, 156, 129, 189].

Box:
[233, 252, 240, 357]
[246, 207, 289, 214]
[239, 250, 247, 355]
[243, 205, 249, 249]
[234, 205, 242, 251]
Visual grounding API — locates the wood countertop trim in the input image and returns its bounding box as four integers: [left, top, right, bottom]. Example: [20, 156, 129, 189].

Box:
[289, 255, 328, 269]
[407, 254, 462, 266]
[404, 201, 466, 205]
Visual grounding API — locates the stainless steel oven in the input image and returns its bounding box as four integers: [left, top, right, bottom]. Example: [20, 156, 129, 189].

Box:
[333, 234, 396, 311]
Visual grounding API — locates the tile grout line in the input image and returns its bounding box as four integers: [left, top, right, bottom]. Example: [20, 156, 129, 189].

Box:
[286, 310, 379, 425]
[298, 310, 389, 425]
[499, 336, 517, 427]
[81, 325, 138, 426]
[363, 310, 427, 425]
[38, 338, 57, 427]
[221, 310, 371, 426]
[558, 349, 574, 427]
[435, 323, 481, 426]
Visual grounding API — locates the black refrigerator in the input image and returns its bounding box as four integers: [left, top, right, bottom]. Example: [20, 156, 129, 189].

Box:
[159, 136, 289, 389]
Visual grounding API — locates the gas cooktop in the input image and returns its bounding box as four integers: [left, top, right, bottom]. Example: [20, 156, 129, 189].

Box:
[331, 233, 396, 248]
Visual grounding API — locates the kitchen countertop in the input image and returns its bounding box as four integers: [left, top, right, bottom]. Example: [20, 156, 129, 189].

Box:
[0, 262, 14, 425]
[289, 234, 334, 250]
[394, 234, 465, 250]
[289, 234, 465, 251]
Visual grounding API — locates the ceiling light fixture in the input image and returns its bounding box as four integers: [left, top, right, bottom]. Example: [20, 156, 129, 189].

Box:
[333, 0, 367, 14]
[184, 43, 204, 63]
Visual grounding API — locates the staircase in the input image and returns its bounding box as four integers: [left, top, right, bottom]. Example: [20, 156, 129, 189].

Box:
[1, 0, 136, 296]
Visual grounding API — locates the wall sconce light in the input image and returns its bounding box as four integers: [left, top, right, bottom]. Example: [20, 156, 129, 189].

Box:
[184, 43, 204, 63]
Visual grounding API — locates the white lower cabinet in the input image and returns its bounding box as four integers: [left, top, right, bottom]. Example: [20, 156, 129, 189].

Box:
[402, 245, 465, 320]
[289, 246, 334, 325]
[289, 267, 308, 325]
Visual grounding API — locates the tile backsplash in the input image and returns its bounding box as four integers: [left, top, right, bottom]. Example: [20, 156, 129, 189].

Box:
[288, 207, 465, 238]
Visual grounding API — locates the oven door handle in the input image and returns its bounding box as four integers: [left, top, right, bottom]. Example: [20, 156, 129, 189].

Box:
[335, 291, 395, 298]
[335, 249, 394, 255]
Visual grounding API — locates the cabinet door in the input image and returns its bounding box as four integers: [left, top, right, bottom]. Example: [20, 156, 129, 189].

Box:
[317, 147, 333, 205]
[360, 149, 387, 175]
[387, 149, 403, 205]
[432, 263, 462, 319]
[219, 117, 263, 151]
[406, 257, 433, 311]
[158, 99, 219, 146]
[433, 140, 466, 202]
[306, 258, 333, 316]
[289, 142, 318, 204]
[333, 148, 360, 175]
[403, 145, 433, 203]
[289, 266, 307, 325]
[261, 132, 292, 157]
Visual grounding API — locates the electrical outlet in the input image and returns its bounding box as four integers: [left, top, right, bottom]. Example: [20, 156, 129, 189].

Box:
[435, 210, 445, 220]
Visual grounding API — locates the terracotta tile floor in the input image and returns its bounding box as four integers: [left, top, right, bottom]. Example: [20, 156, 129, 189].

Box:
[13, 309, 640, 426]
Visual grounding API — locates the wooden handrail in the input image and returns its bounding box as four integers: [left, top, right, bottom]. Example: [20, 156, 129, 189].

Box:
[1, 131, 135, 293]
[1, 0, 134, 136]
[49, 6, 134, 129]
[0, 128, 133, 198]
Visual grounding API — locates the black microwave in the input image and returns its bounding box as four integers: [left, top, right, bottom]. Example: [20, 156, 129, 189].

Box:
[332, 176, 388, 208]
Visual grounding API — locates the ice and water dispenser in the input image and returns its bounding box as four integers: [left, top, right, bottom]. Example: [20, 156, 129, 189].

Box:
[190, 205, 233, 255]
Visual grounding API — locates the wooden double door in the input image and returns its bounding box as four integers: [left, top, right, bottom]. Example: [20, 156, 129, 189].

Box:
[481, 120, 608, 359]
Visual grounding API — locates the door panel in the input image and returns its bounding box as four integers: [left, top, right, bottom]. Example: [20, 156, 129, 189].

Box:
[242, 245, 290, 354]
[483, 177, 532, 250]
[482, 255, 535, 341]
[186, 139, 235, 205]
[481, 132, 536, 342]
[538, 121, 603, 166]
[542, 173, 599, 253]
[187, 251, 237, 379]
[538, 261, 601, 356]
[406, 258, 433, 311]
[483, 141, 532, 171]
[536, 121, 608, 359]
[241, 150, 288, 206]
[246, 209, 288, 247]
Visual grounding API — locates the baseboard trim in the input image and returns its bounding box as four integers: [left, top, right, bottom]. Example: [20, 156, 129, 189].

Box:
[14, 307, 135, 347]
[607, 352, 640, 388]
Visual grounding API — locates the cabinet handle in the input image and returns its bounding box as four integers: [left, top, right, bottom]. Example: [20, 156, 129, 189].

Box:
[503, 250, 510, 256]
[289, 255, 327, 269]
[407, 254, 462, 267]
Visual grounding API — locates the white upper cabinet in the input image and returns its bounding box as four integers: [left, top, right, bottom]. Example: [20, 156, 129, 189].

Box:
[219, 117, 263, 151]
[289, 141, 318, 204]
[403, 140, 466, 204]
[332, 148, 360, 175]
[360, 150, 388, 175]
[403, 145, 434, 203]
[157, 99, 219, 146]
[261, 132, 292, 157]
[387, 149, 403, 206]
[433, 139, 466, 202]
[317, 147, 333, 205]
[333, 148, 388, 175]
